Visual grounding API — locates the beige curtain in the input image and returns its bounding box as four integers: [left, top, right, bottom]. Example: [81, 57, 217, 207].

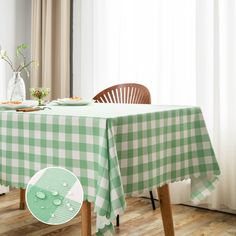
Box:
[31, 0, 71, 99]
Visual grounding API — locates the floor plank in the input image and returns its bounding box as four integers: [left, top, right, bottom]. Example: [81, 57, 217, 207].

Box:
[0, 189, 235, 236]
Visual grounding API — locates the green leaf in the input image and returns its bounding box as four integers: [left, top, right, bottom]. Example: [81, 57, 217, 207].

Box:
[16, 43, 28, 57]
[21, 43, 28, 49]
[17, 43, 28, 50]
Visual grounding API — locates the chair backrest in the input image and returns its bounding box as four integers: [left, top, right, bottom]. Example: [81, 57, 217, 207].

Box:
[93, 83, 151, 104]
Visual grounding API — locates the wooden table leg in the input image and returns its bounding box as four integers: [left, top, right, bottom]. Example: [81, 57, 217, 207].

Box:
[19, 188, 26, 210]
[157, 184, 175, 236]
[81, 201, 91, 236]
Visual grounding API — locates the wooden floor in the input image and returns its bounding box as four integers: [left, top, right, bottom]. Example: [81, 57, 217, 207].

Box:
[0, 189, 235, 236]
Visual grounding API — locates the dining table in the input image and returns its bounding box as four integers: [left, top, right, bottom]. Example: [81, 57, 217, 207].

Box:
[0, 103, 220, 235]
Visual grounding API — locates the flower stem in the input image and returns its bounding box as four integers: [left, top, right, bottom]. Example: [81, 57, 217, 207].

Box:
[19, 60, 34, 72]
[2, 57, 14, 71]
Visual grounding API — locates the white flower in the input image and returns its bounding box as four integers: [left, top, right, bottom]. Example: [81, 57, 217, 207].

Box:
[0, 49, 6, 56]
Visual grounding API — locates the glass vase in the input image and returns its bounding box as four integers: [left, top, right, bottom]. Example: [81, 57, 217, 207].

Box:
[7, 72, 26, 101]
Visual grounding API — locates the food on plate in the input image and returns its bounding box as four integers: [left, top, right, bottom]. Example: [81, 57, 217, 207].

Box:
[68, 96, 82, 100]
[0, 101, 22, 105]
[61, 96, 82, 101]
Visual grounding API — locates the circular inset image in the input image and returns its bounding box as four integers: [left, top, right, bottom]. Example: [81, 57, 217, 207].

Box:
[26, 167, 83, 225]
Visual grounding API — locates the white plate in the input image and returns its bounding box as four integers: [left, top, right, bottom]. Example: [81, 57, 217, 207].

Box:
[56, 99, 94, 106]
[0, 100, 37, 110]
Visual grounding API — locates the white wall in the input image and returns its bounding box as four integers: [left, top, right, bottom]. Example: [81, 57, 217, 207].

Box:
[0, 0, 31, 100]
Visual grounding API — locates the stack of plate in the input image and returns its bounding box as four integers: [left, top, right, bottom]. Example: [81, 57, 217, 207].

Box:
[0, 100, 38, 110]
[55, 98, 94, 106]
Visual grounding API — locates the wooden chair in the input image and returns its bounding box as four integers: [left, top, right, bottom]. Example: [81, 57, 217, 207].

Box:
[93, 83, 151, 104]
[93, 83, 155, 227]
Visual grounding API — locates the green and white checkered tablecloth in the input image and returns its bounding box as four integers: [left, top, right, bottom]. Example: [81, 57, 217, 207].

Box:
[0, 103, 220, 235]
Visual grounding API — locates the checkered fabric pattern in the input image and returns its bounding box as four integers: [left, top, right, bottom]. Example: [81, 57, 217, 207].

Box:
[0, 104, 220, 235]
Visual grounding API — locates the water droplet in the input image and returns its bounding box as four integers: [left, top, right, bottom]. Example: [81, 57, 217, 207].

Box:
[51, 190, 59, 196]
[40, 206, 45, 209]
[36, 191, 46, 199]
[62, 182, 68, 187]
[53, 199, 62, 206]
[66, 203, 71, 207]
[69, 207, 74, 211]
[51, 213, 55, 217]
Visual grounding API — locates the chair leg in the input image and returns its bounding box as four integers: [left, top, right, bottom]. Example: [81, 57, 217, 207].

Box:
[157, 184, 175, 236]
[116, 191, 154, 228]
[149, 190, 156, 210]
[116, 215, 119, 227]
[81, 201, 91, 236]
[19, 188, 26, 210]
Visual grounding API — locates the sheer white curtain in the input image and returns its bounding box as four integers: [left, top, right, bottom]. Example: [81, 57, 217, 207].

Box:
[196, 0, 236, 211]
[74, 0, 196, 104]
[73, 0, 236, 211]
